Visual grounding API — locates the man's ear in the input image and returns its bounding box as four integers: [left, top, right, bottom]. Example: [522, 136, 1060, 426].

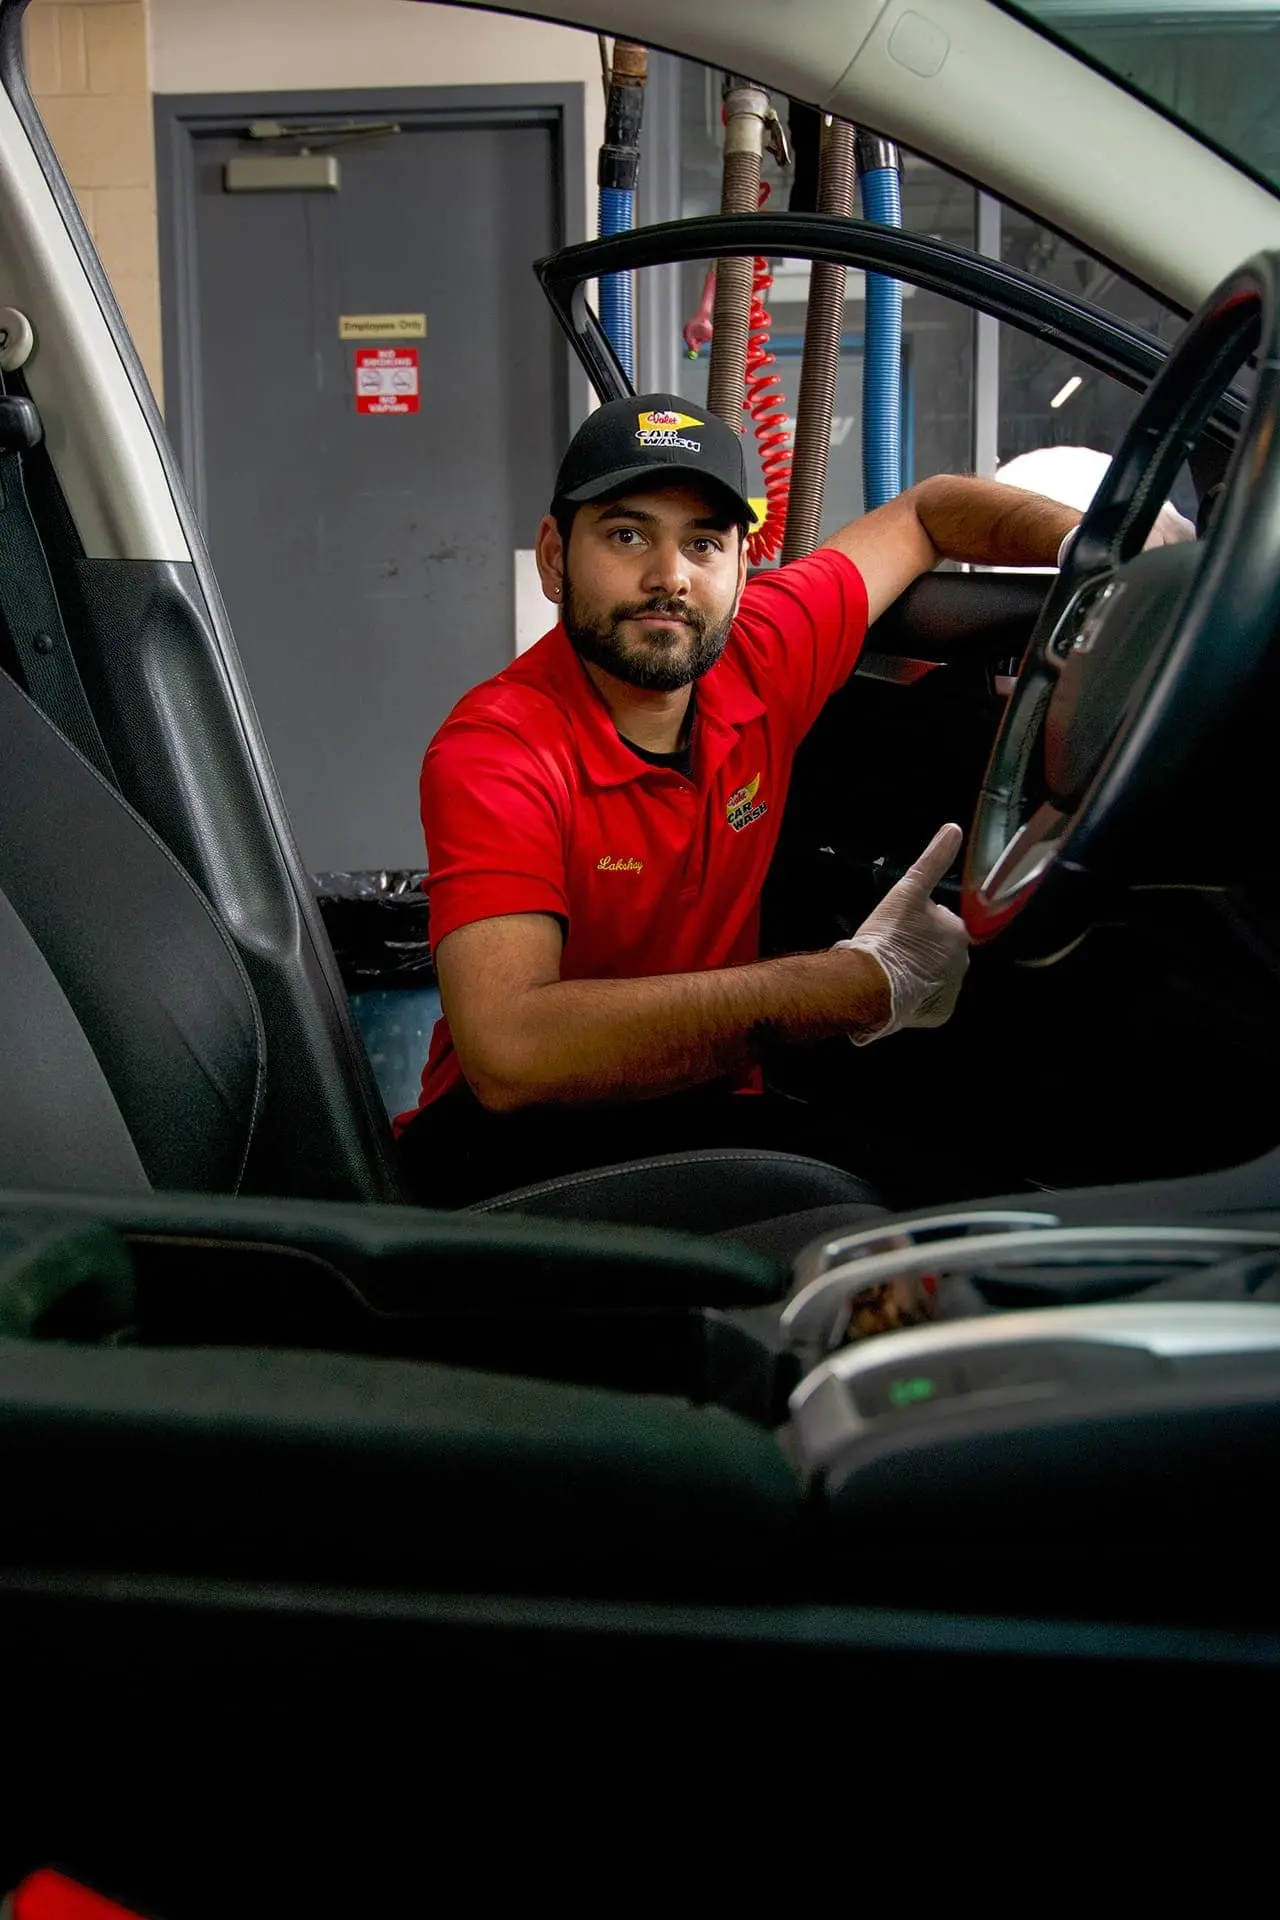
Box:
[535, 515, 566, 604]
[732, 530, 750, 611]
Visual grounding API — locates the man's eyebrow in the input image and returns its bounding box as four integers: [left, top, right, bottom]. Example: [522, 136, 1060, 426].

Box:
[594, 502, 660, 526]
[594, 502, 735, 533]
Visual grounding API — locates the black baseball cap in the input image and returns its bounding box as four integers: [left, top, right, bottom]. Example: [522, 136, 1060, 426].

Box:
[552, 392, 752, 528]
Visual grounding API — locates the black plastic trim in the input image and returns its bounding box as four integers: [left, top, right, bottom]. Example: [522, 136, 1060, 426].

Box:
[866, 571, 1048, 666]
[536, 212, 1246, 449]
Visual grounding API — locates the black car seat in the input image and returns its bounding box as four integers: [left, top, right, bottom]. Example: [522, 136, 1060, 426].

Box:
[0, 657, 882, 1228]
[0, 378, 402, 1208]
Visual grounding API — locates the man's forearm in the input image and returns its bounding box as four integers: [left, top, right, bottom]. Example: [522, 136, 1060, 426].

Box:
[912, 473, 1079, 568]
[465, 948, 891, 1111]
[823, 473, 1081, 622]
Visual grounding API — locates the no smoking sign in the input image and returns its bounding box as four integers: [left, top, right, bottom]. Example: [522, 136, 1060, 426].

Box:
[354, 346, 420, 415]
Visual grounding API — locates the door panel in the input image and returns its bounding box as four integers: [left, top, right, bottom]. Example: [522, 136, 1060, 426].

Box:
[865, 571, 1048, 669]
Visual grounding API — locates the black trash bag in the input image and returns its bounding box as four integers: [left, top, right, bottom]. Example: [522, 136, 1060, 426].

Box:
[312, 870, 432, 991]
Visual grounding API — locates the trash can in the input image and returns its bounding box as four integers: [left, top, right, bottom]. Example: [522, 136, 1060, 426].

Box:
[313, 871, 439, 1120]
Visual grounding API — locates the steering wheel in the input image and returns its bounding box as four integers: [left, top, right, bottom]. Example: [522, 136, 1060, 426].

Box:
[962, 252, 1277, 953]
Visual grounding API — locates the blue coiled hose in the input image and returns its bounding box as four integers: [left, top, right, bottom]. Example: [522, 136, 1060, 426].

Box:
[859, 163, 903, 508]
[599, 185, 636, 384]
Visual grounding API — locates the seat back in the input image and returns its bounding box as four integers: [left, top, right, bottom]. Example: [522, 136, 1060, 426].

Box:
[0, 666, 264, 1193]
[0, 341, 405, 1204]
[46, 554, 405, 1204]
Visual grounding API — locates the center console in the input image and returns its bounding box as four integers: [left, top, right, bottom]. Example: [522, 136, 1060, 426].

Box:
[3, 1151, 1280, 1626]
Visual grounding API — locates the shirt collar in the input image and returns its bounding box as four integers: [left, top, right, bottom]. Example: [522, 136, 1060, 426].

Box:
[544, 622, 765, 789]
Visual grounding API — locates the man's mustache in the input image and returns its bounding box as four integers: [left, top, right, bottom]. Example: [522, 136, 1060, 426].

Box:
[613, 599, 704, 633]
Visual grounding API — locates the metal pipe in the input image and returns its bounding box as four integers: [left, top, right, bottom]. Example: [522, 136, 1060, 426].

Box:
[706, 76, 769, 426]
[853, 132, 899, 175]
[974, 193, 1002, 478]
[781, 116, 856, 562]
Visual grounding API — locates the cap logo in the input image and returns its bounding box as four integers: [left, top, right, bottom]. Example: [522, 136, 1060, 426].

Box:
[636, 407, 703, 451]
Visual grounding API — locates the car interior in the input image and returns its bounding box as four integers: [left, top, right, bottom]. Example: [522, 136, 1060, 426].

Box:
[4, 0, 1280, 1897]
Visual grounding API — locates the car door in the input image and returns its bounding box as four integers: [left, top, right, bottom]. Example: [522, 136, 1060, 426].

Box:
[537, 211, 1273, 1204]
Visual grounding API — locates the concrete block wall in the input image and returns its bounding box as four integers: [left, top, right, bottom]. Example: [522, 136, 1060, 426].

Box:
[23, 0, 164, 403]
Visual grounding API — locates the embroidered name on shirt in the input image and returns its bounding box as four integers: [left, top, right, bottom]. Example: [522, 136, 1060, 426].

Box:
[726, 774, 768, 833]
[598, 855, 645, 873]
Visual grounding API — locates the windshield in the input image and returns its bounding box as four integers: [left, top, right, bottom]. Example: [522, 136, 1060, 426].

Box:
[999, 1, 1280, 193]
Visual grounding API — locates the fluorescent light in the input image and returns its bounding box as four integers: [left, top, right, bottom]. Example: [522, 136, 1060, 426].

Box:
[1050, 375, 1083, 410]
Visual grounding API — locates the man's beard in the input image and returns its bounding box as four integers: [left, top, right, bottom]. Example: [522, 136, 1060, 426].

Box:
[561, 579, 733, 692]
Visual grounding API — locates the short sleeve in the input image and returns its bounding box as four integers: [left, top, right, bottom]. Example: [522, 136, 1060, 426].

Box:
[420, 713, 569, 953]
[731, 548, 869, 744]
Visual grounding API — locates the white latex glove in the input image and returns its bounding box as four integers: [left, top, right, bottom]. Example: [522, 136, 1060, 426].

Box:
[1148, 500, 1197, 547]
[1057, 501, 1196, 567]
[834, 824, 971, 1044]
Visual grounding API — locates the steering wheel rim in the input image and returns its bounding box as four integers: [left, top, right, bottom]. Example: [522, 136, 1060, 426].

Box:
[962, 253, 1277, 951]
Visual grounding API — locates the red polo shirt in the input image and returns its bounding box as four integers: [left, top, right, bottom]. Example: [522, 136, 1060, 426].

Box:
[398, 546, 868, 1126]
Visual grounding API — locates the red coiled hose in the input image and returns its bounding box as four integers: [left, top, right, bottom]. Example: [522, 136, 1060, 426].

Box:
[682, 184, 793, 564]
[743, 239, 792, 562]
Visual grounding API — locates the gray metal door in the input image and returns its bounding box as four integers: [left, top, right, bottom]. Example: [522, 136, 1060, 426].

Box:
[161, 93, 576, 870]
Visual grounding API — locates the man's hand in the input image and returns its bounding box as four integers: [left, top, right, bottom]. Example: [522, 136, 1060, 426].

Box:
[833, 823, 971, 1043]
[1148, 502, 1196, 547]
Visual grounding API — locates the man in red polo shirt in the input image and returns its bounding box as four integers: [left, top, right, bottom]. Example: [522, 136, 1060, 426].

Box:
[396, 394, 1079, 1210]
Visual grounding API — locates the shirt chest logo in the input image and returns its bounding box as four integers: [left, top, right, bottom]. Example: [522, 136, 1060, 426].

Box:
[726, 773, 768, 833]
[597, 855, 645, 873]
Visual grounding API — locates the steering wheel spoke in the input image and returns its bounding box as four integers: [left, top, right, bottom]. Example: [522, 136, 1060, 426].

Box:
[969, 801, 1069, 935]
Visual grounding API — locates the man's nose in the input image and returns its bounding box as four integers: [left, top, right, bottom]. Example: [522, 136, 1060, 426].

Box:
[640, 538, 691, 596]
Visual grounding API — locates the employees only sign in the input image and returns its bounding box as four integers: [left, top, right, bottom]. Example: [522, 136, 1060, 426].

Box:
[354, 346, 420, 415]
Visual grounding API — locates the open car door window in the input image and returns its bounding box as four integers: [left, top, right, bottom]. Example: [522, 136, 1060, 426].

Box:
[531, 209, 1269, 1202]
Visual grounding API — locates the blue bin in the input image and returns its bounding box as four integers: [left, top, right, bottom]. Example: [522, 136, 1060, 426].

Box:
[349, 986, 442, 1119]
[314, 872, 438, 1120]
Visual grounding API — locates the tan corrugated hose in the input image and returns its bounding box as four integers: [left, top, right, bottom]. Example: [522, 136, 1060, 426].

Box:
[781, 117, 857, 562]
[706, 78, 770, 426]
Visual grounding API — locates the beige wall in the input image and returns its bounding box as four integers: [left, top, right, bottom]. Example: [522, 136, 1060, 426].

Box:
[150, 0, 601, 132]
[24, 0, 164, 400]
[149, 0, 603, 234]
[23, 2, 601, 416]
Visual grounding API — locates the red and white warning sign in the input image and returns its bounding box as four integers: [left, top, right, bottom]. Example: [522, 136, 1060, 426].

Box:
[354, 346, 420, 415]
